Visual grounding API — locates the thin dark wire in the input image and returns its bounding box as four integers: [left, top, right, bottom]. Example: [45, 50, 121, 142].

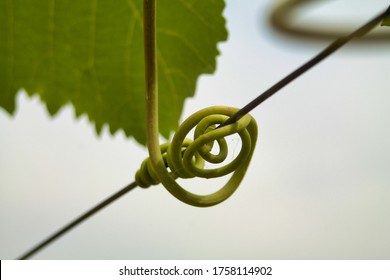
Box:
[18, 181, 138, 260]
[218, 8, 390, 128]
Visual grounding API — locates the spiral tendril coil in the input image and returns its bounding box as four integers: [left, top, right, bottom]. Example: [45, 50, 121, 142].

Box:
[135, 106, 258, 207]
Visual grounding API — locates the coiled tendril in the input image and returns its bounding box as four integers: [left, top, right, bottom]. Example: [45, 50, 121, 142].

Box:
[135, 106, 258, 207]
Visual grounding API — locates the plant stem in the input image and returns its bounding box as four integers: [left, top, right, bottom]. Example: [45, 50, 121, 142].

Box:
[143, 0, 164, 179]
[143, 0, 171, 192]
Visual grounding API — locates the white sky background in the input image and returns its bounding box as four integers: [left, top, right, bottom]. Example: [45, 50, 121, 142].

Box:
[1, 0, 390, 259]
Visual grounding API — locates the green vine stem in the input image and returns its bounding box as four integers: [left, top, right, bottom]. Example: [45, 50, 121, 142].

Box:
[141, 0, 258, 207]
[143, 0, 161, 185]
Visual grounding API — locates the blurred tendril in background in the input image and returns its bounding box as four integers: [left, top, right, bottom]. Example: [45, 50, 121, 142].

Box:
[269, 0, 390, 43]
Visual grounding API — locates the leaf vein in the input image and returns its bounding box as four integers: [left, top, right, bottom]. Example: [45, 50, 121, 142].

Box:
[157, 50, 179, 110]
[178, 0, 219, 33]
[89, 0, 97, 68]
[158, 29, 212, 70]
[6, 0, 14, 98]
[124, 15, 139, 99]
[48, 0, 55, 59]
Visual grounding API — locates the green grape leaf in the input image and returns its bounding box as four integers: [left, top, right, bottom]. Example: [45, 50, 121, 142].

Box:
[0, 0, 227, 144]
[382, 6, 390, 26]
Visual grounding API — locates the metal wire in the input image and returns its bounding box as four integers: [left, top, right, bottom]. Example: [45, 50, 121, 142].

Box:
[218, 8, 389, 128]
[18, 182, 138, 260]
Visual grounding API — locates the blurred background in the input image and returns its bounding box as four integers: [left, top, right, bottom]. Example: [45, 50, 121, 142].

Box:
[1, 0, 390, 259]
